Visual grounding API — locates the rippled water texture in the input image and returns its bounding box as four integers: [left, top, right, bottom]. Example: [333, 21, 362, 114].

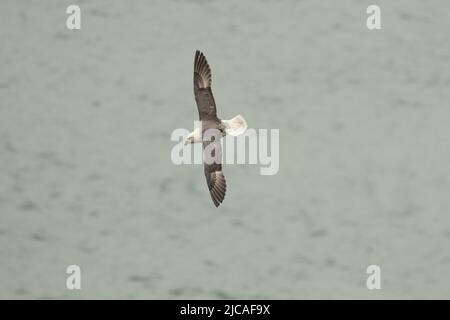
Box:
[1, 0, 450, 299]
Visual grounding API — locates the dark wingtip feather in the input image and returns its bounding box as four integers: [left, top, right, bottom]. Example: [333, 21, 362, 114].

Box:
[194, 50, 212, 88]
[208, 171, 226, 207]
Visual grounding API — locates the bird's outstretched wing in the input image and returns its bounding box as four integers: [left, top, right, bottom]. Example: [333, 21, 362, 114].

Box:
[194, 50, 218, 121]
[203, 140, 226, 207]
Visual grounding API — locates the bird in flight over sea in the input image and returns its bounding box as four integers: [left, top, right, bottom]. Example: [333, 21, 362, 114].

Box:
[185, 50, 248, 207]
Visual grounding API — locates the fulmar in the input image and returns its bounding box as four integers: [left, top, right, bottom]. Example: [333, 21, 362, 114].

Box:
[185, 50, 248, 207]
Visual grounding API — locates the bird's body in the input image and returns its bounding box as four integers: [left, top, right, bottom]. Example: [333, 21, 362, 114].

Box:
[186, 50, 248, 207]
[193, 119, 225, 143]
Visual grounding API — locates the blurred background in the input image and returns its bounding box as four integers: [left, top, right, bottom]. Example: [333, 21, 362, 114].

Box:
[1, 0, 450, 299]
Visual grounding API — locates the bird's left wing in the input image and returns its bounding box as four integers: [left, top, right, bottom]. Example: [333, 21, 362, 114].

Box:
[194, 50, 218, 121]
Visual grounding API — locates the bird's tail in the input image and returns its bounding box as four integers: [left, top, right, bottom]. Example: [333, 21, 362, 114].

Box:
[222, 114, 248, 136]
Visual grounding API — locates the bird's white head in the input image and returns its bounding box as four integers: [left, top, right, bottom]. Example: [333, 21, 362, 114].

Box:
[185, 127, 202, 145]
[185, 131, 195, 145]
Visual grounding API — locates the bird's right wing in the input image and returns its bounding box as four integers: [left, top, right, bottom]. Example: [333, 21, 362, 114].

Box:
[203, 140, 226, 207]
[194, 50, 218, 121]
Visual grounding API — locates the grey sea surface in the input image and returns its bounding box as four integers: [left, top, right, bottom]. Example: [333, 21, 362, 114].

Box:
[1, 0, 450, 299]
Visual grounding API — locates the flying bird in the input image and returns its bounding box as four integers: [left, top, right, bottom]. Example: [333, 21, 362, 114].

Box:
[185, 50, 248, 207]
